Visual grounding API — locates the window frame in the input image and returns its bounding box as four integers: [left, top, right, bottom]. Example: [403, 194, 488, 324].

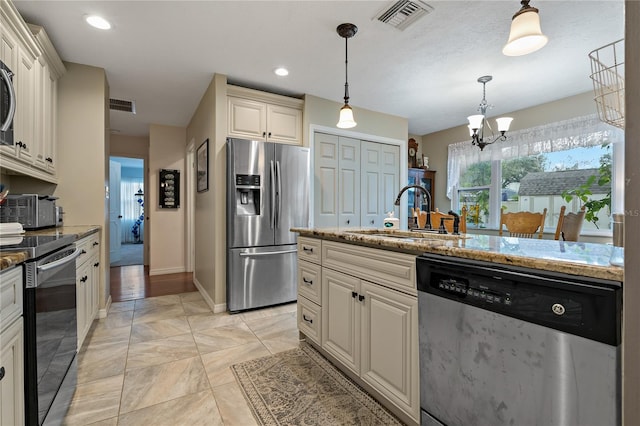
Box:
[449, 116, 624, 236]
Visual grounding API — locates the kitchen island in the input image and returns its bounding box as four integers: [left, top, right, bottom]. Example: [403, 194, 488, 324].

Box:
[292, 227, 622, 425]
[292, 227, 622, 281]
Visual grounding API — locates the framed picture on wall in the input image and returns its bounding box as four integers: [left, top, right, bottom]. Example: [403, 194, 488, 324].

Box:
[197, 139, 209, 192]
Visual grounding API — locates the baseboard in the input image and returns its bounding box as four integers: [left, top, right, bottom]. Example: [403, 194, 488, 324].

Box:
[99, 295, 112, 318]
[193, 276, 227, 313]
[149, 266, 186, 276]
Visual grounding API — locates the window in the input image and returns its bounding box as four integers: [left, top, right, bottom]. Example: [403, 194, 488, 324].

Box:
[448, 114, 624, 234]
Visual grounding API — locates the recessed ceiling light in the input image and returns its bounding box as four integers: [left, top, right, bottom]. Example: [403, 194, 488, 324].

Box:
[274, 67, 289, 77]
[85, 14, 111, 30]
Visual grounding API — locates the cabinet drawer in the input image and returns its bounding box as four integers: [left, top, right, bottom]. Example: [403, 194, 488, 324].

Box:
[298, 237, 321, 264]
[298, 260, 321, 305]
[322, 241, 416, 295]
[297, 297, 321, 345]
[76, 232, 100, 266]
[0, 267, 23, 332]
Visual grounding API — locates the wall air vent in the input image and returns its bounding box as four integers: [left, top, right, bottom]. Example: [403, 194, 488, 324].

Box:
[109, 98, 136, 114]
[375, 0, 433, 31]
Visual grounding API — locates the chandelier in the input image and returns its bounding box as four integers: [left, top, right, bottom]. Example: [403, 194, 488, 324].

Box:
[467, 76, 513, 151]
[336, 23, 358, 129]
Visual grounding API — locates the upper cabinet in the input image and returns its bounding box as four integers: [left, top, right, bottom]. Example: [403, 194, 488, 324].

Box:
[0, 2, 64, 182]
[227, 85, 303, 145]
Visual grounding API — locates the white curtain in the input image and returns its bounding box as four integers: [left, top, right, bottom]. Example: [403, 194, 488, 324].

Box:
[121, 179, 144, 244]
[447, 114, 624, 199]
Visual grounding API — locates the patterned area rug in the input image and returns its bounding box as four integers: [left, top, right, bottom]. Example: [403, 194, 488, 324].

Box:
[232, 342, 404, 426]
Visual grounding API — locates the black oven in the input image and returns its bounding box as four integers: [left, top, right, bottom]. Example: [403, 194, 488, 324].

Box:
[1, 59, 16, 146]
[21, 238, 81, 425]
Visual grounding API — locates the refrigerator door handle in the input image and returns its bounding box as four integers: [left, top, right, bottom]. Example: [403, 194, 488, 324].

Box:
[270, 160, 276, 229]
[239, 249, 297, 257]
[276, 160, 282, 229]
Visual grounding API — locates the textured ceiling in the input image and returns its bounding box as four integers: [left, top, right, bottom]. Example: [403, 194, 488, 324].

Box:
[13, 1, 624, 137]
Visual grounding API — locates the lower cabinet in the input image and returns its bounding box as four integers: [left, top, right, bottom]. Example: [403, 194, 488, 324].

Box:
[297, 237, 419, 424]
[76, 233, 100, 349]
[0, 267, 25, 426]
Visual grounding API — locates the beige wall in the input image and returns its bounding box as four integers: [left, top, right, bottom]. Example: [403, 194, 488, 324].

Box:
[185, 74, 227, 311]
[110, 134, 150, 264]
[148, 124, 187, 275]
[624, 2, 639, 423]
[303, 95, 408, 144]
[54, 62, 110, 310]
[421, 91, 598, 212]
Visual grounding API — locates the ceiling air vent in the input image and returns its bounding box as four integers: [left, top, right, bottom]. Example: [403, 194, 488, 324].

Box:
[375, 0, 433, 31]
[109, 98, 136, 114]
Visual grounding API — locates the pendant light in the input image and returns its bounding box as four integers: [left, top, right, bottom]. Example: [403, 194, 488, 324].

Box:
[503, 0, 548, 56]
[467, 76, 513, 151]
[336, 23, 358, 129]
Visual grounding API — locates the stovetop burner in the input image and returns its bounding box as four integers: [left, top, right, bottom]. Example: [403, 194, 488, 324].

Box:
[0, 234, 75, 258]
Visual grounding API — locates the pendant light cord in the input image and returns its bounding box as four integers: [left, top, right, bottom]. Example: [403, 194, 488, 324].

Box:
[344, 36, 350, 105]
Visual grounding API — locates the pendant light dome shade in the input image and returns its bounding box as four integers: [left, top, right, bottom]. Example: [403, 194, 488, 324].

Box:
[337, 104, 357, 129]
[503, 1, 548, 56]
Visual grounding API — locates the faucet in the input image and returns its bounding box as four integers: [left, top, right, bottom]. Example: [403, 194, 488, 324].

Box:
[447, 210, 460, 235]
[394, 185, 432, 229]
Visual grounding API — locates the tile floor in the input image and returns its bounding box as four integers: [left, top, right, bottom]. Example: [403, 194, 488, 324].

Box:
[63, 293, 299, 425]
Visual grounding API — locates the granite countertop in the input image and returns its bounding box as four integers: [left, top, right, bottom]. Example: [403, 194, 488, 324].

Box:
[292, 227, 623, 282]
[0, 225, 101, 271]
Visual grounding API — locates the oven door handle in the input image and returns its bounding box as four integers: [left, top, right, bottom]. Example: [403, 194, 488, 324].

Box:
[37, 247, 83, 272]
[0, 69, 16, 132]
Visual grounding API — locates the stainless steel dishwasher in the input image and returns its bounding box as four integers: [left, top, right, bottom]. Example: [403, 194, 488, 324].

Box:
[416, 253, 621, 426]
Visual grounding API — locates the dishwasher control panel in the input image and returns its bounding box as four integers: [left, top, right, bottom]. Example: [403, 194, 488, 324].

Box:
[438, 278, 512, 306]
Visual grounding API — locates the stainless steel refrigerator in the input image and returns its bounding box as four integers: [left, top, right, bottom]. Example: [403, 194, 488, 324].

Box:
[226, 138, 310, 312]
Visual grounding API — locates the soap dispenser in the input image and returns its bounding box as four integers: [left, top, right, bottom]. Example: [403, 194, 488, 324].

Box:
[383, 211, 399, 229]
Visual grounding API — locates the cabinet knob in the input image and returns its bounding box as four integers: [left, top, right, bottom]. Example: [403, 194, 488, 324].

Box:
[80, 249, 87, 255]
[0, 366, 4, 381]
[302, 314, 313, 324]
[46, 157, 53, 163]
[94, 262, 100, 268]
[302, 277, 313, 285]
[268, 132, 272, 138]
[346, 219, 350, 225]
[302, 247, 313, 253]
[358, 295, 365, 302]
[352, 291, 358, 298]
[370, 219, 375, 224]
[92, 242, 99, 247]
[262, 131, 267, 138]
[81, 275, 88, 283]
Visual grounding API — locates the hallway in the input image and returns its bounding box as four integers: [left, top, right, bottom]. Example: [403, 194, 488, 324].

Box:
[110, 265, 197, 302]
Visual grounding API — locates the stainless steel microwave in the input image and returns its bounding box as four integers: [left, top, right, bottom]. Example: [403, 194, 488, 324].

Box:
[0, 59, 16, 146]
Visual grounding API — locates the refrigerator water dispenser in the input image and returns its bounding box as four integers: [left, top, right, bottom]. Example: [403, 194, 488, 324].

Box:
[235, 174, 260, 216]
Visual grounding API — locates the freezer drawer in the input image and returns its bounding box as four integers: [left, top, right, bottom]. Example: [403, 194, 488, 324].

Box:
[227, 245, 298, 312]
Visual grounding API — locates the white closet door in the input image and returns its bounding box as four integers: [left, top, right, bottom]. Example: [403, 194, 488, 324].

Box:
[361, 141, 381, 228]
[380, 144, 400, 221]
[313, 133, 339, 228]
[338, 137, 360, 229]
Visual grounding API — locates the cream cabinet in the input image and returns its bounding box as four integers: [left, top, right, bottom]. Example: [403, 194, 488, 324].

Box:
[0, 267, 25, 426]
[296, 237, 419, 424]
[76, 232, 100, 349]
[297, 237, 322, 345]
[0, 3, 63, 182]
[227, 85, 303, 145]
